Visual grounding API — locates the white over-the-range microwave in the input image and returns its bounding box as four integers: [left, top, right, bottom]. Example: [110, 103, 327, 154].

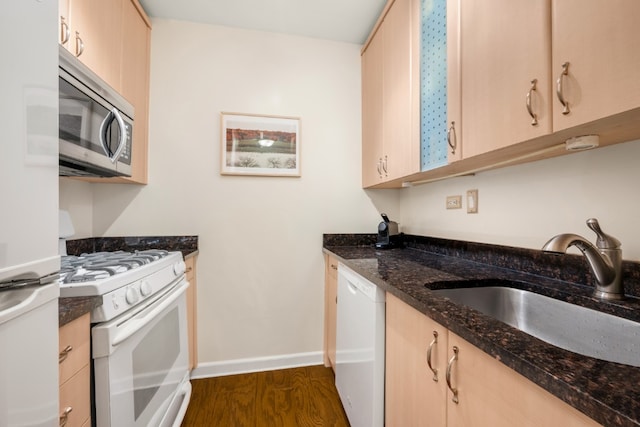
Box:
[58, 45, 134, 178]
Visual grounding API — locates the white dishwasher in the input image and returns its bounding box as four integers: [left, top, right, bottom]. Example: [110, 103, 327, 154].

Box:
[335, 264, 385, 427]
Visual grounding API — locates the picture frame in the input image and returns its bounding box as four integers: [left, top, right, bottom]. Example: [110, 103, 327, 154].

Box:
[220, 112, 301, 177]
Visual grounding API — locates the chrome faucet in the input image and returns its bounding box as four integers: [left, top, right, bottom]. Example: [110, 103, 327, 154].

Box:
[542, 218, 624, 300]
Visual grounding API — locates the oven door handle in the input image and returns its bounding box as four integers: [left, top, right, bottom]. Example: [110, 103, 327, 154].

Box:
[112, 280, 189, 347]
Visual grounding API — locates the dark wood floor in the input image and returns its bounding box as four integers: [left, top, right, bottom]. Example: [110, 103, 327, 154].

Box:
[181, 365, 350, 426]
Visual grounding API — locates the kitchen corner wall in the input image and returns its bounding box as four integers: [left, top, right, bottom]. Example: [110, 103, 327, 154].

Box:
[399, 138, 640, 261]
[59, 19, 395, 369]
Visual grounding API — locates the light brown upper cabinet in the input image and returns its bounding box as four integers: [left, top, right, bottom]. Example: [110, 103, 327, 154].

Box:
[551, 0, 640, 132]
[117, 0, 151, 184]
[459, 0, 640, 160]
[362, 0, 421, 188]
[459, 0, 552, 159]
[59, 0, 124, 92]
[371, 0, 640, 187]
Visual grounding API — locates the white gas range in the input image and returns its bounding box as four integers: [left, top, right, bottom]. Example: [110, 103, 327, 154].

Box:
[60, 249, 192, 427]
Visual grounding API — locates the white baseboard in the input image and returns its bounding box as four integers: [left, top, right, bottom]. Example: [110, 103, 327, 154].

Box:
[190, 351, 325, 379]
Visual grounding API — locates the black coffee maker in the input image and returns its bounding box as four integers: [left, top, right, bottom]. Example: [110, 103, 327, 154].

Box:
[375, 213, 401, 249]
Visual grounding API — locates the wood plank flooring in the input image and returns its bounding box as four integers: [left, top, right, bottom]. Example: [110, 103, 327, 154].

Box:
[181, 365, 350, 427]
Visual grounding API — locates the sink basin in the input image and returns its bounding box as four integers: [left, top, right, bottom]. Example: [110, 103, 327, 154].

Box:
[433, 286, 640, 367]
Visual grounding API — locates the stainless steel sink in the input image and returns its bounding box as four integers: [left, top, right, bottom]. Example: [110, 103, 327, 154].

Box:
[433, 286, 640, 367]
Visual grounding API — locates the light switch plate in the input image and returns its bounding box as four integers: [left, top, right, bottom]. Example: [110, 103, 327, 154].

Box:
[467, 190, 478, 213]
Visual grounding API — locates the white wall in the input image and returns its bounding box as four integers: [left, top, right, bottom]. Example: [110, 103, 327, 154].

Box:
[60, 19, 393, 370]
[399, 139, 640, 261]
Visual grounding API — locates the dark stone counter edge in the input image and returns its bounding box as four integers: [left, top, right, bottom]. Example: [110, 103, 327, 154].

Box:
[323, 234, 640, 427]
[59, 235, 199, 325]
[59, 296, 102, 327]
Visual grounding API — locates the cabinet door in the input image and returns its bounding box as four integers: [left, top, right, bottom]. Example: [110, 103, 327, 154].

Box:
[69, 0, 123, 91]
[460, 0, 551, 159]
[362, 27, 385, 187]
[446, 0, 462, 163]
[446, 332, 601, 427]
[383, 0, 418, 181]
[324, 255, 339, 369]
[119, 0, 151, 184]
[385, 293, 447, 427]
[552, 0, 640, 131]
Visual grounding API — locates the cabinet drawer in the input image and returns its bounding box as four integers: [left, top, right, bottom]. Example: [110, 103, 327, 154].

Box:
[59, 364, 91, 427]
[59, 313, 90, 384]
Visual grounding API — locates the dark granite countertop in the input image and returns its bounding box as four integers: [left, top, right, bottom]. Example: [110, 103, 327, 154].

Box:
[324, 234, 640, 427]
[59, 235, 199, 325]
[59, 296, 102, 327]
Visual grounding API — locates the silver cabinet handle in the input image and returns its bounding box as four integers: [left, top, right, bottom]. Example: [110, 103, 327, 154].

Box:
[426, 330, 439, 382]
[526, 79, 539, 126]
[376, 158, 382, 176]
[75, 31, 84, 57]
[60, 16, 70, 45]
[556, 62, 570, 115]
[59, 406, 72, 427]
[447, 121, 457, 154]
[382, 155, 388, 174]
[58, 345, 73, 363]
[446, 346, 459, 404]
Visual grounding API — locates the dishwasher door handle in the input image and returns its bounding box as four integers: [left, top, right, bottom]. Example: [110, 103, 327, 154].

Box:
[346, 280, 358, 295]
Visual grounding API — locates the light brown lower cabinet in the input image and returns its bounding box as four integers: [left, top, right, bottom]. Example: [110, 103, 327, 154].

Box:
[185, 255, 198, 370]
[323, 254, 338, 370]
[385, 292, 602, 427]
[59, 313, 91, 427]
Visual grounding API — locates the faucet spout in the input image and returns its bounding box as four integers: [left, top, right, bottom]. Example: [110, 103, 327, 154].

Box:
[542, 219, 624, 300]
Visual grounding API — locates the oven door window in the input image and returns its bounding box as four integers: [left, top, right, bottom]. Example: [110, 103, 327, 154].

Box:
[132, 307, 180, 420]
[93, 281, 189, 427]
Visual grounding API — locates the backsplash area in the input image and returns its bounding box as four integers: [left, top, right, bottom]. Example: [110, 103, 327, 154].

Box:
[66, 236, 198, 258]
[323, 233, 640, 299]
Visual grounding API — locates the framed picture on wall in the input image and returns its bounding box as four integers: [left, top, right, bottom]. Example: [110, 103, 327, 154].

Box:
[220, 112, 301, 177]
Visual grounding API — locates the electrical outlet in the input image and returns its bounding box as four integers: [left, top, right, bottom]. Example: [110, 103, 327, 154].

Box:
[467, 189, 478, 213]
[446, 195, 462, 209]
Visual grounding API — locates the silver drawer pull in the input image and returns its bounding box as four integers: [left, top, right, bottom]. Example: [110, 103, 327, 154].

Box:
[75, 31, 84, 57]
[59, 406, 72, 427]
[58, 345, 73, 364]
[446, 346, 459, 404]
[426, 330, 439, 382]
[60, 16, 70, 45]
[447, 121, 457, 154]
[526, 79, 539, 126]
[556, 62, 570, 115]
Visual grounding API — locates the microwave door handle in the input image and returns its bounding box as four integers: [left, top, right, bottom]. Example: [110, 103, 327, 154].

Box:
[99, 108, 127, 163]
[110, 109, 127, 163]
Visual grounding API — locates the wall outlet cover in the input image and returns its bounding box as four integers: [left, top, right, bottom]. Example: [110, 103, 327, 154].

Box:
[446, 195, 462, 209]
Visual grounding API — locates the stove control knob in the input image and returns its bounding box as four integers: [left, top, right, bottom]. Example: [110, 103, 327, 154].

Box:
[125, 286, 139, 305]
[173, 261, 186, 276]
[140, 281, 152, 297]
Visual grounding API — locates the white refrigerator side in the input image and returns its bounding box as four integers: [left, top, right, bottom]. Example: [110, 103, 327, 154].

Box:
[0, 0, 60, 283]
[0, 1, 60, 427]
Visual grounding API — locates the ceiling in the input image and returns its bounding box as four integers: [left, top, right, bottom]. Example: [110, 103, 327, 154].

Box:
[137, 0, 387, 45]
